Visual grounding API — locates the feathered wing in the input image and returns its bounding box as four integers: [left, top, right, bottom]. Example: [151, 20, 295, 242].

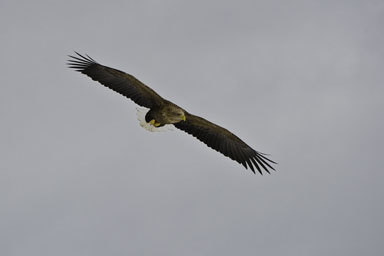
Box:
[67, 52, 164, 108]
[174, 113, 276, 174]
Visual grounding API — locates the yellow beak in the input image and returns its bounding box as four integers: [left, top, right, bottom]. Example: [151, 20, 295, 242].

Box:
[181, 114, 186, 121]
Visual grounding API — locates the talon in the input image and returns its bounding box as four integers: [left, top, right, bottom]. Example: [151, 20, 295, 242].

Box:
[149, 119, 161, 127]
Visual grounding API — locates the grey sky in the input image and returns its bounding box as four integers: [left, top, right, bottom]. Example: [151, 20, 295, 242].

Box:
[1, 0, 384, 255]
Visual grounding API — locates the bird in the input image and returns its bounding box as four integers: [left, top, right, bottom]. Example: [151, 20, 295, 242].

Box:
[67, 52, 276, 174]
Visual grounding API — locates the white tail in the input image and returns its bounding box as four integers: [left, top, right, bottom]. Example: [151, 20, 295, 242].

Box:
[136, 107, 174, 132]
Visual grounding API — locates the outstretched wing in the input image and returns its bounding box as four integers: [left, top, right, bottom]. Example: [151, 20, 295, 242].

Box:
[67, 52, 164, 108]
[175, 113, 276, 174]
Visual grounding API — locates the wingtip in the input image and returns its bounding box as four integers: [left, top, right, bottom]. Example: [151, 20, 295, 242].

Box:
[67, 51, 98, 72]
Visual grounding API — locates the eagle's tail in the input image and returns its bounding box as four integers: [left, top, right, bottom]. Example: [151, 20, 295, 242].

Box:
[136, 107, 174, 132]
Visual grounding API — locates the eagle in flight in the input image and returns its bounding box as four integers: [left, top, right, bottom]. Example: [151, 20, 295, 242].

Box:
[67, 52, 276, 174]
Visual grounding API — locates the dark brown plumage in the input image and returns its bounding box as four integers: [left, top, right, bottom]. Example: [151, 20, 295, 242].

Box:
[67, 52, 276, 174]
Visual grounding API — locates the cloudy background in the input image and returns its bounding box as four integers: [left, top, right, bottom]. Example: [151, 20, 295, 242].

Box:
[1, 0, 383, 255]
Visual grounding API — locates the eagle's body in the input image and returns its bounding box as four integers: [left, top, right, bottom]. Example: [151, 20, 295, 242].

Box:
[68, 52, 276, 174]
[145, 100, 186, 127]
[136, 107, 174, 132]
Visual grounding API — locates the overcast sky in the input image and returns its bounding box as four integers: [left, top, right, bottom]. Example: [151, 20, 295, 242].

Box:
[1, 0, 384, 255]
